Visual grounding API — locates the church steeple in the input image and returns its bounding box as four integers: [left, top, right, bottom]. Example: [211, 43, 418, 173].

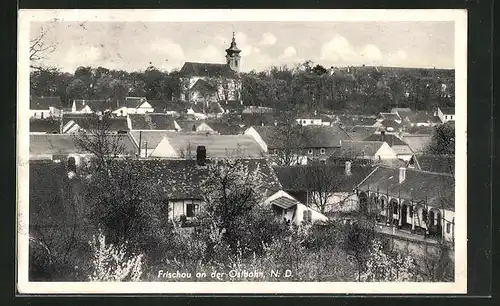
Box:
[225, 32, 241, 73]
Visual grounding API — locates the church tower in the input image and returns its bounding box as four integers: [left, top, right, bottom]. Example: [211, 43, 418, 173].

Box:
[225, 32, 241, 73]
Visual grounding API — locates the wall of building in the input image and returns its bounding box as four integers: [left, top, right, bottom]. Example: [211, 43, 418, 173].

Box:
[168, 199, 204, 220]
[30, 109, 51, 119]
[374, 143, 399, 160]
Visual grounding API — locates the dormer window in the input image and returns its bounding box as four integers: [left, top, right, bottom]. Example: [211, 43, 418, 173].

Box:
[320, 148, 326, 155]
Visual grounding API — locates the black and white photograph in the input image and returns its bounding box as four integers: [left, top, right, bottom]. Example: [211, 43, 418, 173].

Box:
[17, 9, 467, 294]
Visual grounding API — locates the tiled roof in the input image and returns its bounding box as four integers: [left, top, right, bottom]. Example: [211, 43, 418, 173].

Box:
[364, 133, 408, 147]
[241, 114, 277, 127]
[252, 125, 352, 149]
[274, 164, 375, 193]
[378, 112, 401, 121]
[338, 115, 378, 126]
[205, 121, 244, 135]
[176, 120, 213, 132]
[72, 99, 113, 112]
[380, 119, 402, 129]
[242, 106, 274, 114]
[179, 62, 238, 78]
[121, 97, 148, 109]
[356, 166, 455, 210]
[335, 140, 386, 158]
[66, 116, 129, 132]
[129, 131, 177, 149]
[29, 134, 138, 157]
[128, 159, 281, 200]
[151, 134, 264, 159]
[269, 196, 300, 209]
[406, 126, 436, 135]
[30, 119, 61, 133]
[30, 96, 63, 110]
[347, 125, 380, 141]
[401, 135, 432, 153]
[128, 113, 177, 131]
[415, 154, 454, 174]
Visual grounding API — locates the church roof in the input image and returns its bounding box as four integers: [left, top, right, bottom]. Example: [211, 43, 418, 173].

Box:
[179, 62, 238, 78]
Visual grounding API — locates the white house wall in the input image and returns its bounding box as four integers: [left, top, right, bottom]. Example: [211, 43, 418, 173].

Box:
[374, 143, 398, 160]
[244, 127, 268, 152]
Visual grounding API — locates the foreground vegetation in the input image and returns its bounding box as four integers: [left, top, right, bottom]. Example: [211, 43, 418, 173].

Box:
[29, 157, 454, 282]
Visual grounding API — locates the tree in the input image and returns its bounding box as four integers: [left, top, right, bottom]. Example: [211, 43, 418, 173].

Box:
[73, 113, 127, 173]
[294, 165, 350, 214]
[270, 123, 305, 166]
[66, 78, 90, 101]
[425, 123, 455, 155]
[30, 26, 57, 71]
[358, 239, 417, 282]
[199, 158, 267, 254]
[88, 230, 144, 281]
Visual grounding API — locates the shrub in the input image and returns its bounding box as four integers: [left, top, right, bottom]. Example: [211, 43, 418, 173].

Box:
[88, 230, 144, 282]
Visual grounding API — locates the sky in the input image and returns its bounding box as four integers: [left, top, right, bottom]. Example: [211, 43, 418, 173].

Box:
[30, 21, 455, 73]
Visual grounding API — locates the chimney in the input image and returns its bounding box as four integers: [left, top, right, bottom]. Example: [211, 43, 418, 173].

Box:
[345, 161, 352, 176]
[399, 167, 406, 184]
[196, 145, 207, 166]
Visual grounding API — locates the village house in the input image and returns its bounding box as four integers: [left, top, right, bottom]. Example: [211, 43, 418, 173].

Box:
[241, 106, 274, 115]
[331, 140, 398, 162]
[337, 115, 378, 128]
[274, 163, 374, 214]
[434, 106, 455, 123]
[29, 133, 138, 165]
[70, 99, 113, 114]
[397, 110, 442, 127]
[146, 100, 184, 117]
[376, 112, 402, 124]
[112, 97, 154, 117]
[414, 154, 455, 174]
[295, 111, 333, 126]
[61, 114, 129, 134]
[176, 120, 215, 133]
[178, 33, 242, 104]
[127, 113, 180, 131]
[244, 125, 353, 165]
[346, 125, 381, 141]
[30, 96, 63, 119]
[129, 130, 177, 158]
[138, 155, 282, 225]
[364, 131, 415, 162]
[400, 134, 433, 154]
[30, 118, 61, 134]
[263, 190, 328, 225]
[240, 113, 277, 127]
[355, 166, 455, 243]
[150, 134, 264, 159]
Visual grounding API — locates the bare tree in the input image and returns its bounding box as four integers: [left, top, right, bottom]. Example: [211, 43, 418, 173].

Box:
[72, 113, 126, 173]
[30, 25, 57, 71]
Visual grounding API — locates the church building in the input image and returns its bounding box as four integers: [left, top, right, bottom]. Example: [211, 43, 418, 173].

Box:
[178, 33, 242, 104]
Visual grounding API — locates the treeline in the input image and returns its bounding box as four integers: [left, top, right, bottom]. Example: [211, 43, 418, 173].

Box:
[30, 61, 455, 114]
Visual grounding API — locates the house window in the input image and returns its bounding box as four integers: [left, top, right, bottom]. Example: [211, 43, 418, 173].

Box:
[446, 222, 451, 234]
[302, 120, 306, 124]
[34, 112, 37, 117]
[41, 112, 44, 119]
[444, 115, 448, 120]
[320, 159, 326, 164]
[310, 120, 313, 124]
[186, 202, 198, 218]
[320, 148, 326, 155]
[409, 206, 414, 218]
[308, 149, 313, 155]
